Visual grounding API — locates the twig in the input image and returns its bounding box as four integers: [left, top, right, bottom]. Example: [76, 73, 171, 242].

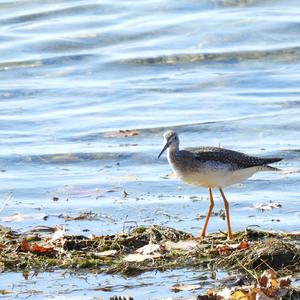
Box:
[0, 192, 12, 213]
[237, 260, 256, 279]
[259, 258, 277, 274]
[122, 215, 138, 233]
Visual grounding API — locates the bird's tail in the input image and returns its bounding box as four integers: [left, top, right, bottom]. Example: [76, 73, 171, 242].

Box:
[260, 165, 299, 174]
[260, 165, 282, 172]
[262, 157, 283, 165]
[260, 158, 299, 174]
[258, 157, 282, 172]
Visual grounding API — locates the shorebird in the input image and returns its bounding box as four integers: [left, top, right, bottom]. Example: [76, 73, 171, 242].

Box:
[158, 130, 282, 240]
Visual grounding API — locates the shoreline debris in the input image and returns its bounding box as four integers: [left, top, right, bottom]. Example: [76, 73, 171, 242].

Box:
[0, 225, 298, 281]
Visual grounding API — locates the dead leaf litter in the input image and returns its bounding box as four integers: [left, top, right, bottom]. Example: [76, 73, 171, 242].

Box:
[0, 224, 299, 298]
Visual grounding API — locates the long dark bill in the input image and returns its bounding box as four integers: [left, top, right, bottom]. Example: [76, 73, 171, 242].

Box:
[157, 141, 170, 159]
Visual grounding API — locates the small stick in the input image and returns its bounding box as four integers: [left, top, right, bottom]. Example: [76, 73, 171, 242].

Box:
[0, 193, 12, 213]
[259, 258, 277, 275]
[237, 260, 256, 279]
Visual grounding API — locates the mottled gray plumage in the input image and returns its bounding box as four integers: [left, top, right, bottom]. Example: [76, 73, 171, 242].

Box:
[158, 130, 283, 240]
[184, 146, 282, 170]
[158, 130, 282, 188]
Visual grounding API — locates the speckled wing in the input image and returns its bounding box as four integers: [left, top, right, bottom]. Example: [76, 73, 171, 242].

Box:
[184, 147, 282, 169]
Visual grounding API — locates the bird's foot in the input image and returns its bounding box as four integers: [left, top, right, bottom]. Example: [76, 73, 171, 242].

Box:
[193, 235, 205, 241]
[227, 233, 234, 240]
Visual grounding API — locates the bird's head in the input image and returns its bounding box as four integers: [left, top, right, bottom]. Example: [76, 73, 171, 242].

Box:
[158, 130, 179, 159]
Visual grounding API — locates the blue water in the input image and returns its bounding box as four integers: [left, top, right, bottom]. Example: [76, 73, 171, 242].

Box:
[1, 0, 300, 298]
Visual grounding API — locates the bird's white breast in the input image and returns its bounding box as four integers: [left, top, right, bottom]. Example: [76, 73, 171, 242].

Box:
[169, 159, 259, 188]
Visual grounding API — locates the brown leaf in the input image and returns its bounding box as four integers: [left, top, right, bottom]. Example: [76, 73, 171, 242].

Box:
[248, 288, 259, 300]
[196, 288, 219, 300]
[31, 243, 54, 255]
[278, 276, 292, 288]
[216, 240, 250, 255]
[0, 290, 15, 295]
[22, 270, 29, 280]
[104, 129, 140, 138]
[207, 288, 215, 297]
[20, 239, 30, 252]
[265, 269, 277, 280]
[237, 240, 250, 250]
[262, 287, 276, 298]
[258, 269, 277, 288]
[216, 244, 231, 255]
[259, 274, 268, 288]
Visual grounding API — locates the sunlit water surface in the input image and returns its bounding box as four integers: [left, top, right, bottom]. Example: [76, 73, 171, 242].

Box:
[1, 0, 300, 298]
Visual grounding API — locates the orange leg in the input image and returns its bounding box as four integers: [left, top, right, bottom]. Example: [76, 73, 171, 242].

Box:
[219, 188, 234, 240]
[201, 188, 214, 238]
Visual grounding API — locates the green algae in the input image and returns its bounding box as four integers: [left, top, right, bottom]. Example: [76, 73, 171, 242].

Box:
[0, 225, 299, 278]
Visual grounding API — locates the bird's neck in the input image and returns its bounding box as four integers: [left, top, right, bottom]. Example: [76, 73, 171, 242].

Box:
[167, 146, 179, 162]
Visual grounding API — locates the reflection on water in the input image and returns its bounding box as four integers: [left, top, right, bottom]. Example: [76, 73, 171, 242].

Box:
[0, 0, 300, 298]
[2, 268, 224, 299]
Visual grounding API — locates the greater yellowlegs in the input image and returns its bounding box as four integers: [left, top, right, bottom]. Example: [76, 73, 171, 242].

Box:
[158, 130, 282, 240]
